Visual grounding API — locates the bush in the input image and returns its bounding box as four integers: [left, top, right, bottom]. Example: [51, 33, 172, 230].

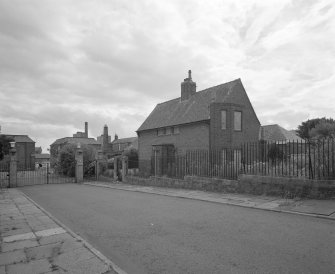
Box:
[55, 144, 96, 177]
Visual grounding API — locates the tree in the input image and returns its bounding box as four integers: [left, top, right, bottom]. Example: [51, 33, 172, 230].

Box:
[0, 135, 14, 161]
[56, 144, 96, 177]
[310, 121, 335, 140]
[296, 117, 335, 140]
[123, 148, 138, 169]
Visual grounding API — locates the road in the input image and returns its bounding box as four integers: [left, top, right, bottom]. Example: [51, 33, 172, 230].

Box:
[21, 184, 335, 274]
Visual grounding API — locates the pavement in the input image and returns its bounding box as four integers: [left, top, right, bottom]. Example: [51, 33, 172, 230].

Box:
[85, 181, 335, 221]
[0, 188, 123, 274]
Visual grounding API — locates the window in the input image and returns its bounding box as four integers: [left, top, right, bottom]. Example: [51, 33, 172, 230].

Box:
[234, 111, 242, 131]
[166, 127, 172, 135]
[173, 126, 180, 134]
[221, 110, 227, 130]
[157, 128, 165, 136]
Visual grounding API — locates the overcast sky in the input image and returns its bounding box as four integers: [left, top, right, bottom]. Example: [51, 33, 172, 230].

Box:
[0, 0, 334, 151]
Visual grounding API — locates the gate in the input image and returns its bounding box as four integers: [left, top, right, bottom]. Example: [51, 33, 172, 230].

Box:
[16, 164, 75, 187]
[0, 162, 9, 188]
[83, 160, 97, 181]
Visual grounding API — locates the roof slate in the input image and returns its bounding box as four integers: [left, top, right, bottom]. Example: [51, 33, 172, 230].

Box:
[51, 137, 99, 146]
[34, 153, 50, 159]
[2, 135, 35, 143]
[111, 137, 137, 145]
[137, 79, 241, 132]
[261, 124, 302, 142]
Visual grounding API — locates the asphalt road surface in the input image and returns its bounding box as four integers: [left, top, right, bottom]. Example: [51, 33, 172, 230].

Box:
[21, 184, 335, 274]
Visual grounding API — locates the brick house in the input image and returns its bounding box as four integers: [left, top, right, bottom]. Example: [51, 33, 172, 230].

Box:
[260, 124, 302, 142]
[97, 125, 138, 158]
[137, 70, 260, 176]
[34, 153, 50, 168]
[0, 134, 35, 170]
[260, 124, 304, 156]
[50, 122, 100, 162]
[111, 135, 138, 156]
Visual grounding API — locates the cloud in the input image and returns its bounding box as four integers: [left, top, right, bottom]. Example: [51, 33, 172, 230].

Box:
[0, 0, 334, 151]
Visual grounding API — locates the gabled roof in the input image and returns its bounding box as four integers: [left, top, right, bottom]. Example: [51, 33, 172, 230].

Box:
[2, 134, 35, 143]
[261, 124, 302, 142]
[34, 153, 50, 159]
[51, 137, 99, 146]
[137, 79, 244, 132]
[111, 137, 137, 145]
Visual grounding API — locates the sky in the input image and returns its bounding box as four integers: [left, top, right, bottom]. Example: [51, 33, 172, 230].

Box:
[0, 0, 334, 152]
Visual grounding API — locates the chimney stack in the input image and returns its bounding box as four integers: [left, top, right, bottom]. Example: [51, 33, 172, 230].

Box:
[85, 122, 88, 138]
[102, 125, 109, 153]
[181, 70, 196, 101]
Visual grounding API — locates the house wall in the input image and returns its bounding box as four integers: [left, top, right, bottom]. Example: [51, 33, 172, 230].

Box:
[138, 121, 210, 176]
[209, 83, 260, 150]
[16, 142, 35, 170]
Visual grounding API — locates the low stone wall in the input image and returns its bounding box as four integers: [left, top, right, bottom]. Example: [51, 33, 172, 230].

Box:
[125, 174, 335, 199]
[239, 174, 335, 199]
[125, 175, 238, 192]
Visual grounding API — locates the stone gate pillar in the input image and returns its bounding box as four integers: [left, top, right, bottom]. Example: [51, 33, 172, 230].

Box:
[75, 145, 83, 183]
[95, 150, 103, 180]
[113, 156, 120, 181]
[9, 142, 17, 188]
[122, 156, 128, 183]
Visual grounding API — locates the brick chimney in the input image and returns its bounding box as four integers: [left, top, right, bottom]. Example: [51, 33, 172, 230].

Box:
[102, 125, 109, 153]
[181, 70, 196, 101]
[85, 122, 88, 138]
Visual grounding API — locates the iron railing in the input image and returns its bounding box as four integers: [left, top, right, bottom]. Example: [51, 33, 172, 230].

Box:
[139, 139, 335, 180]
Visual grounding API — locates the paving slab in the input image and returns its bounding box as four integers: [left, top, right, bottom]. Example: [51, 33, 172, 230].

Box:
[0, 249, 26, 266]
[26, 242, 62, 261]
[38, 232, 74, 246]
[1, 239, 39, 252]
[52, 247, 96, 269]
[1, 226, 33, 237]
[35, 227, 66, 237]
[6, 258, 51, 274]
[2, 232, 35, 243]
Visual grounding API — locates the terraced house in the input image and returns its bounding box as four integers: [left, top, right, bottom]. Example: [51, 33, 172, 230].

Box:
[137, 70, 260, 176]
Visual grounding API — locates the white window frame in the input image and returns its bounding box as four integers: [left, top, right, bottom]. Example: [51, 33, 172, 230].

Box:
[221, 110, 227, 130]
[234, 111, 242, 131]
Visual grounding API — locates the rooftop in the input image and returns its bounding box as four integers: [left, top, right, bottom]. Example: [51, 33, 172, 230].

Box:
[51, 137, 99, 146]
[137, 79, 246, 132]
[261, 124, 302, 142]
